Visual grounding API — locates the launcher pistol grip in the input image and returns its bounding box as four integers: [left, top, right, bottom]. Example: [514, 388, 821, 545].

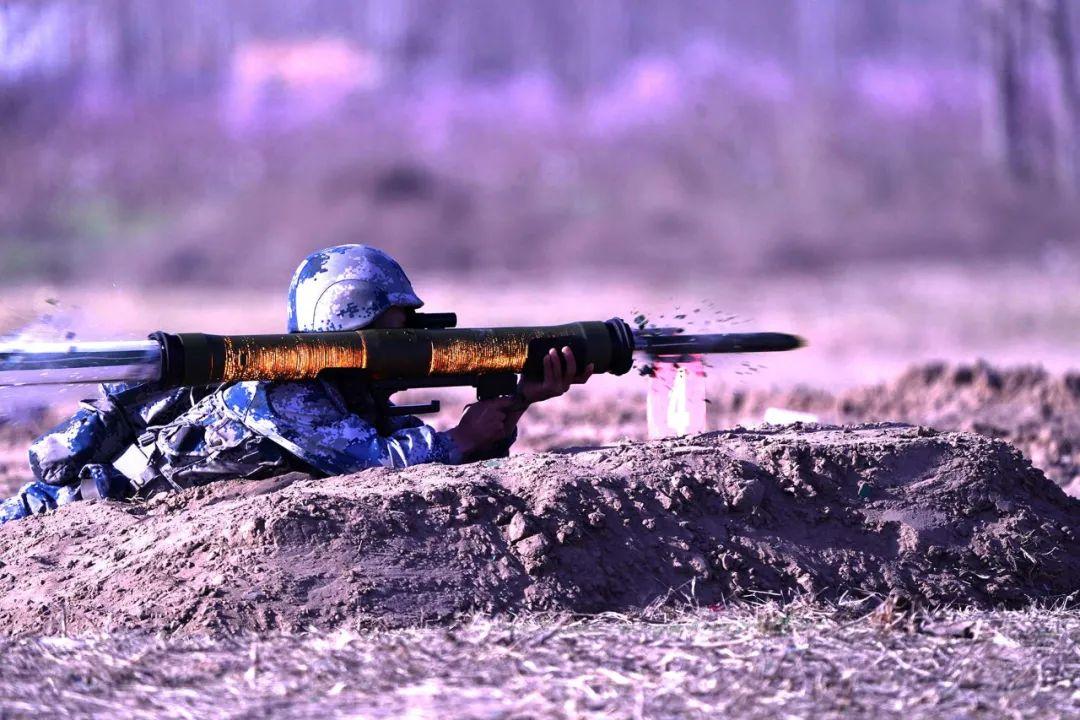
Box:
[475, 372, 518, 401]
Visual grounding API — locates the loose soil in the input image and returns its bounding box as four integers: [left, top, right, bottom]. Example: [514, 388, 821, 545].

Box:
[0, 424, 1076, 636]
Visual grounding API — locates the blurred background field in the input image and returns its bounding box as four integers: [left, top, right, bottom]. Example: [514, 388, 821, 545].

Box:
[3, 0, 1080, 287]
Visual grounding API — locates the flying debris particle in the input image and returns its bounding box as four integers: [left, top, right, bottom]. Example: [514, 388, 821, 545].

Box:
[64, 331, 76, 340]
[45, 298, 59, 306]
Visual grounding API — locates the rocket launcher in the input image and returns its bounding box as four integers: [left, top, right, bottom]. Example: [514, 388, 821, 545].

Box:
[0, 314, 804, 415]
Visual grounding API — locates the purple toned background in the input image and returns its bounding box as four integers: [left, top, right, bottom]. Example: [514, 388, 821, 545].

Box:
[2, 0, 1079, 287]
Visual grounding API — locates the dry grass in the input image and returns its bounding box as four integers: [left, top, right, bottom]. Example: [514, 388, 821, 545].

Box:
[0, 603, 1076, 719]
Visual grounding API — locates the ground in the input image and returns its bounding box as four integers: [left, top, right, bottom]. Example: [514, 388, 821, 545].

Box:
[0, 262, 1078, 718]
[2, 606, 1077, 719]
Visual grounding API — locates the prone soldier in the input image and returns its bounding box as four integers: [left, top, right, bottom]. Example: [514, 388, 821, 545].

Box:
[0, 244, 594, 523]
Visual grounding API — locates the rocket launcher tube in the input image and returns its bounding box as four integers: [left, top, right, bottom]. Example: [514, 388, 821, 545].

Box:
[0, 322, 629, 389]
[160, 320, 631, 387]
[0, 318, 804, 389]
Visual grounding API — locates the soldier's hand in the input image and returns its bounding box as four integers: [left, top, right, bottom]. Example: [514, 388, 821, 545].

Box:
[519, 347, 594, 405]
[448, 397, 515, 455]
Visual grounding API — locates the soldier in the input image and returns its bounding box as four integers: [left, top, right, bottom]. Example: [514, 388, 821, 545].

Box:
[0, 244, 593, 524]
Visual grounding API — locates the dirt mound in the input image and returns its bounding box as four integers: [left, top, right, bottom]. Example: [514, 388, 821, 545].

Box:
[718, 362, 1080, 490]
[843, 363, 1080, 487]
[0, 424, 1076, 636]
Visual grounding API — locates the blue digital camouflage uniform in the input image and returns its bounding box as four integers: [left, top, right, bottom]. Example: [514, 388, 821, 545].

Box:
[0, 245, 508, 524]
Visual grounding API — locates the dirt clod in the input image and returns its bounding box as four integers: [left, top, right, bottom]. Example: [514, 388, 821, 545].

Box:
[506, 512, 534, 542]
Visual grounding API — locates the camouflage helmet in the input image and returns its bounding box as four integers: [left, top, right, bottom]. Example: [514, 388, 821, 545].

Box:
[287, 245, 423, 332]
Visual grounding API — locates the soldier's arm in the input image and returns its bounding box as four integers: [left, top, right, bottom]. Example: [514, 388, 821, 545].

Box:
[392, 412, 517, 462]
[309, 388, 515, 470]
[231, 381, 483, 475]
[327, 415, 463, 470]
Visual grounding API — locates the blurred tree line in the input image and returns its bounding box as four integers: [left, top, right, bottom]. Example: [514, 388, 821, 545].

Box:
[3, 1, 1080, 286]
[3, 0, 1079, 188]
[1, 1, 969, 92]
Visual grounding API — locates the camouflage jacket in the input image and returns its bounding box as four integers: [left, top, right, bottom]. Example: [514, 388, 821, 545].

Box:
[27, 378, 511, 500]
